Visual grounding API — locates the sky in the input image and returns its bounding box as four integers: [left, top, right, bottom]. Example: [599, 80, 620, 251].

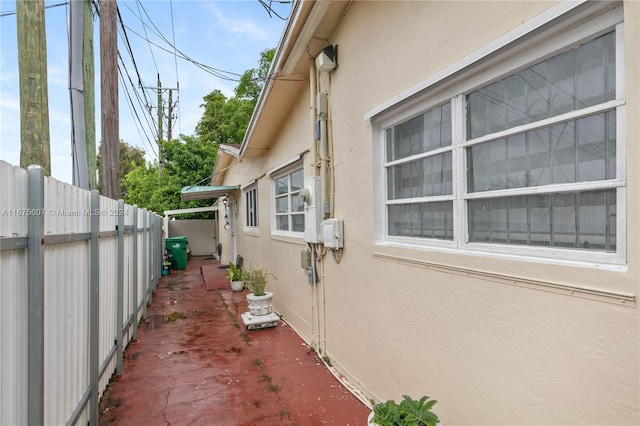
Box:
[0, 0, 291, 184]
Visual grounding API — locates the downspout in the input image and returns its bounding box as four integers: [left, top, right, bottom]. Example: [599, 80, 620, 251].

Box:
[309, 58, 318, 177]
[317, 75, 330, 220]
[315, 47, 337, 355]
[309, 58, 318, 349]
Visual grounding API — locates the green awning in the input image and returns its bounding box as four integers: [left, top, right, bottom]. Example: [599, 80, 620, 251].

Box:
[180, 185, 239, 201]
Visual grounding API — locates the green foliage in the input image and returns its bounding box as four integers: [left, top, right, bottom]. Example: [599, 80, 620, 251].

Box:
[243, 267, 276, 297]
[123, 48, 275, 215]
[123, 134, 217, 217]
[195, 48, 275, 147]
[97, 139, 146, 195]
[235, 48, 275, 101]
[372, 395, 439, 426]
[227, 262, 243, 281]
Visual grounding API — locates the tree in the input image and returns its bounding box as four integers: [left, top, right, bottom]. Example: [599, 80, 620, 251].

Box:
[124, 135, 217, 216]
[97, 139, 145, 196]
[195, 48, 275, 146]
[124, 48, 275, 215]
[235, 47, 275, 102]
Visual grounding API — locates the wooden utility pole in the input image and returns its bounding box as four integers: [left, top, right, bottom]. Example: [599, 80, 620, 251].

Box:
[157, 75, 163, 176]
[143, 79, 177, 176]
[84, 0, 97, 189]
[167, 89, 173, 141]
[157, 75, 163, 144]
[100, 0, 120, 199]
[17, 0, 51, 176]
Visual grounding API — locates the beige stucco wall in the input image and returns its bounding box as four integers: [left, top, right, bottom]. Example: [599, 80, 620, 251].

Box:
[220, 1, 639, 424]
[168, 219, 216, 256]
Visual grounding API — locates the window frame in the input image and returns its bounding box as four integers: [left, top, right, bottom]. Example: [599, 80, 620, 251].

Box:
[243, 183, 259, 231]
[270, 163, 305, 237]
[372, 5, 626, 266]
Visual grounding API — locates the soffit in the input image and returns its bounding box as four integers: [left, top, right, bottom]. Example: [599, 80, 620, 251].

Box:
[241, 0, 350, 159]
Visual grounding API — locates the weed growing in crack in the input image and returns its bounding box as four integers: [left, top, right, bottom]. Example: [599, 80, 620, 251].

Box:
[253, 359, 263, 368]
[259, 373, 272, 383]
[268, 383, 280, 393]
[240, 332, 251, 346]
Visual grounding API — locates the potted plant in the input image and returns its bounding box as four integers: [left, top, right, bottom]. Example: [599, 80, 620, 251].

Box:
[243, 267, 276, 316]
[227, 261, 244, 292]
[368, 394, 440, 426]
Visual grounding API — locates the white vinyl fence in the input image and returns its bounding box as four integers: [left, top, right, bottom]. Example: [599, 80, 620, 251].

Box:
[0, 161, 162, 425]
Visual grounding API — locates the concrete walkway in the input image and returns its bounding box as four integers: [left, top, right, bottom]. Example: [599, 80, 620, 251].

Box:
[99, 256, 370, 425]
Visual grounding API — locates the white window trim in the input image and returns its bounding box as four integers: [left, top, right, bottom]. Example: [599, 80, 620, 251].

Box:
[243, 182, 259, 232]
[269, 162, 305, 238]
[371, 4, 626, 267]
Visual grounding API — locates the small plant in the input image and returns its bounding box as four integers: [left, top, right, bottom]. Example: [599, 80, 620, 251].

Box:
[371, 395, 439, 426]
[227, 261, 243, 281]
[243, 267, 276, 296]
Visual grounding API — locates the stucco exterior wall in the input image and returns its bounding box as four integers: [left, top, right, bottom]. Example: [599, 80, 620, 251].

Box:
[168, 219, 216, 256]
[219, 1, 639, 424]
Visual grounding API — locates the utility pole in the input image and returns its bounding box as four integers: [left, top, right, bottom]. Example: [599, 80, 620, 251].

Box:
[143, 79, 178, 176]
[70, 0, 89, 189]
[17, 0, 51, 176]
[167, 89, 173, 141]
[84, 0, 97, 189]
[157, 74, 163, 145]
[157, 75, 162, 176]
[100, 0, 120, 199]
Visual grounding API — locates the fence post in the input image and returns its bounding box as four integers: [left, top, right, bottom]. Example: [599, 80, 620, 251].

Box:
[143, 210, 150, 307]
[89, 190, 100, 425]
[132, 205, 138, 340]
[27, 165, 44, 426]
[153, 215, 159, 292]
[116, 199, 124, 374]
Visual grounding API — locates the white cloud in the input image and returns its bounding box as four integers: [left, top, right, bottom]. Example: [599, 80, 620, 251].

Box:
[202, 3, 269, 46]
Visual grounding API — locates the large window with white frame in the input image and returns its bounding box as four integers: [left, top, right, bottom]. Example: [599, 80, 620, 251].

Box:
[378, 11, 625, 264]
[273, 167, 305, 233]
[245, 185, 258, 229]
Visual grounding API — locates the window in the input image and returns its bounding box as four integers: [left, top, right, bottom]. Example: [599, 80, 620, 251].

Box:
[274, 168, 305, 233]
[245, 186, 258, 228]
[385, 103, 454, 240]
[465, 32, 618, 252]
[376, 11, 625, 264]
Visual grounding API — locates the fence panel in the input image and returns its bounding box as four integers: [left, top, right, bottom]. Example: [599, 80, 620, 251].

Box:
[0, 161, 29, 426]
[42, 176, 91, 424]
[0, 162, 162, 425]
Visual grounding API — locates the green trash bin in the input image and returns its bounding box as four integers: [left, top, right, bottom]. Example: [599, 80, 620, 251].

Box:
[165, 236, 189, 270]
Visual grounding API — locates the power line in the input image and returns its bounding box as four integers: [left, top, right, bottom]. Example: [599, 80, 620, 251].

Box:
[134, 0, 158, 75]
[257, 0, 291, 20]
[169, 0, 181, 135]
[116, 6, 153, 110]
[117, 54, 158, 159]
[0, 1, 68, 18]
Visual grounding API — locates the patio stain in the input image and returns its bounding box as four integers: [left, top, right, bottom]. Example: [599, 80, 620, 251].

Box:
[98, 256, 370, 425]
[165, 311, 187, 322]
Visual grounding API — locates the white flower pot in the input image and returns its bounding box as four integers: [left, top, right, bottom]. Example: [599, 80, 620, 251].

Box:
[246, 291, 273, 316]
[230, 280, 244, 292]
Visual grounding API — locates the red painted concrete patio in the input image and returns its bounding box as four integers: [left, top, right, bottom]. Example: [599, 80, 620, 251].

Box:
[99, 256, 370, 425]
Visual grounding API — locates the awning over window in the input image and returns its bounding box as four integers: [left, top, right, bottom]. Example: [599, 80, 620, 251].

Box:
[180, 185, 239, 201]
